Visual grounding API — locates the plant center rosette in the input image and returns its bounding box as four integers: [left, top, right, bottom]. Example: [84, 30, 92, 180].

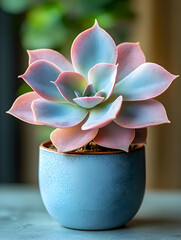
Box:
[7, 20, 178, 152]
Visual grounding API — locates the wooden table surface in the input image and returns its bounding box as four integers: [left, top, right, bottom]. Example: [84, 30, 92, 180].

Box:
[0, 185, 181, 240]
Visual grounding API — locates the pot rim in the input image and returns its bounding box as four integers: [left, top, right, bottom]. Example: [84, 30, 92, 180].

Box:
[40, 140, 144, 155]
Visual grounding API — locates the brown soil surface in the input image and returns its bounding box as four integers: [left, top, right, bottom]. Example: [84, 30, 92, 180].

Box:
[48, 141, 137, 153]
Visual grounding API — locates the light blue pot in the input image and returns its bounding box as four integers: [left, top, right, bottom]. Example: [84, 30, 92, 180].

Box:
[39, 141, 145, 230]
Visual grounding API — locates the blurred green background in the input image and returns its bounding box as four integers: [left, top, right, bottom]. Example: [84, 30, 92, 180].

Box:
[1, 0, 134, 50]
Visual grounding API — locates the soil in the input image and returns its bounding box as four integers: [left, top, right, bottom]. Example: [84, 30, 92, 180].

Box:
[48, 141, 137, 153]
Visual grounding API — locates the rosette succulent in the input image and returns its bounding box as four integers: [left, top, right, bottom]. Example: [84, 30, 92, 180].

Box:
[7, 20, 178, 152]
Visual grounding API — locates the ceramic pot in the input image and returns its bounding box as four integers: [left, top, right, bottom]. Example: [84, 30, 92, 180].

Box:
[39, 140, 145, 230]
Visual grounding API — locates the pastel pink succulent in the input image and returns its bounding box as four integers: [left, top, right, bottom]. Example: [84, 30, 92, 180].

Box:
[7, 20, 178, 152]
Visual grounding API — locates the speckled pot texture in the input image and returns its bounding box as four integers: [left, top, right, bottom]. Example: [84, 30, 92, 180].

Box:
[39, 141, 145, 230]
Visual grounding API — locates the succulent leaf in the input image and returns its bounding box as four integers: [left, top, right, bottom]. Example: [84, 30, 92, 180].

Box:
[54, 72, 88, 103]
[73, 96, 104, 109]
[83, 83, 96, 97]
[115, 99, 170, 129]
[7, 21, 177, 152]
[32, 99, 88, 128]
[88, 63, 118, 100]
[113, 62, 178, 101]
[94, 122, 135, 152]
[19, 60, 67, 102]
[71, 20, 117, 78]
[95, 89, 104, 97]
[50, 121, 98, 152]
[81, 95, 123, 130]
[6, 92, 42, 125]
[116, 42, 146, 83]
[74, 90, 81, 98]
[28, 49, 74, 71]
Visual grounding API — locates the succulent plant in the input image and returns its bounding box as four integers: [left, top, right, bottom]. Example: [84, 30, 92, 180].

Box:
[7, 20, 178, 152]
